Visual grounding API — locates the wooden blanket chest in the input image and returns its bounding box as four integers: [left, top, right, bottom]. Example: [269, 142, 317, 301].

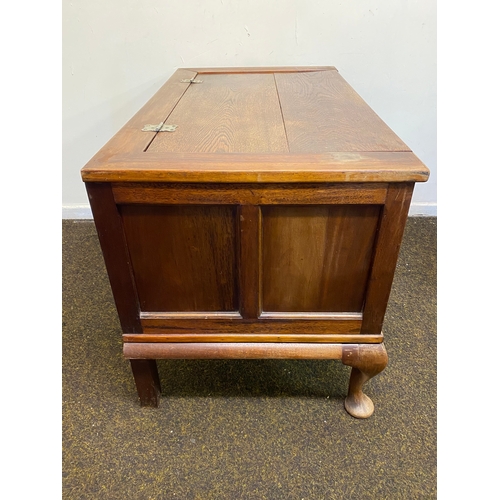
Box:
[81, 66, 429, 418]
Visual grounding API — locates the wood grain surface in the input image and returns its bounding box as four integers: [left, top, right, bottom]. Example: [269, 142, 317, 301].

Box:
[139, 317, 362, 335]
[120, 205, 237, 312]
[81, 67, 427, 415]
[342, 343, 388, 418]
[82, 151, 429, 183]
[238, 205, 262, 319]
[361, 182, 414, 334]
[274, 70, 410, 153]
[262, 205, 381, 312]
[124, 333, 383, 344]
[112, 182, 388, 205]
[85, 182, 142, 333]
[123, 342, 345, 359]
[148, 73, 288, 154]
[129, 359, 161, 407]
[81, 67, 430, 184]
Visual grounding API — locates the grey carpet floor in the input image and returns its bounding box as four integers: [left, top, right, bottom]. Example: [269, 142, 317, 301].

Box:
[62, 217, 436, 499]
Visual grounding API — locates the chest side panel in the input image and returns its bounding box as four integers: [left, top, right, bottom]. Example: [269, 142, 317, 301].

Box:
[109, 181, 410, 341]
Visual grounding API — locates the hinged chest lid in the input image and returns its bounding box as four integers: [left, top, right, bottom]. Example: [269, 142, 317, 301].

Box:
[81, 66, 429, 183]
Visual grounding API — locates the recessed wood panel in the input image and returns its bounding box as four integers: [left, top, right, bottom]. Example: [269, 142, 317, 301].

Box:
[262, 205, 381, 312]
[120, 205, 237, 312]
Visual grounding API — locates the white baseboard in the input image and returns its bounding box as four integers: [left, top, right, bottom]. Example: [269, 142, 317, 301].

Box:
[62, 202, 437, 220]
[408, 203, 437, 217]
[62, 205, 92, 219]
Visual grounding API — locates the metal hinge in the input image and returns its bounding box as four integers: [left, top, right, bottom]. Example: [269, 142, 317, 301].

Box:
[141, 122, 178, 132]
[181, 78, 203, 84]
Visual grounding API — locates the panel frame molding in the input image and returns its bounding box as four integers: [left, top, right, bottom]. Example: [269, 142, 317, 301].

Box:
[106, 180, 413, 341]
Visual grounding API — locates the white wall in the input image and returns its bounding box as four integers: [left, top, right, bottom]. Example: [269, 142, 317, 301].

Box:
[63, 0, 436, 217]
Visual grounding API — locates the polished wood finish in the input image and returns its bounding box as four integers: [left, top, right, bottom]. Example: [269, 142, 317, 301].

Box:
[262, 205, 380, 312]
[238, 205, 262, 319]
[124, 342, 344, 359]
[361, 183, 414, 334]
[82, 66, 429, 417]
[112, 182, 388, 205]
[120, 204, 237, 312]
[274, 70, 409, 152]
[82, 151, 428, 183]
[86, 182, 142, 333]
[130, 359, 161, 407]
[139, 311, 365, 336]
[81, 66, 429, 184]
[124, 333, 382, 344]
[139, 317, 362, 335]
[342, 344, 388, 418]
[148, 73, 288, 154]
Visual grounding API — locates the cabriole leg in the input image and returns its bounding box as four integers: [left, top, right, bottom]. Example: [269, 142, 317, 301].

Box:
[341, 344, 388, 419]
[130, 359, 161, 407]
